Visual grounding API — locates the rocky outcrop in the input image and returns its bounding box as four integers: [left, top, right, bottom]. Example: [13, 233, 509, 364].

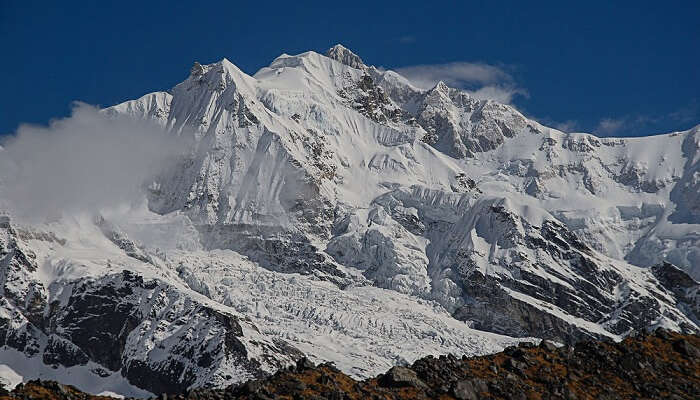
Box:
[325, 44, 366, 69]
[670, 126, 700, 224]
[0, 219, 302, 395]
[338, 74, 405, 124]
[197, 224, 353, 287]
[414, 82, 532, 158]
[449, 211, 697, 342]
[331, 190, 698, 343]
[652, 262, 700, 321]
[5, 330, 699, 399]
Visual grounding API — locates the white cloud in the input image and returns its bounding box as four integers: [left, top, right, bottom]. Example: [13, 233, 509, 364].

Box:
[591, 101, 699, 137]
[669, 100, 699, 123]
[394, 62, 524, 103]
[395, 62, 509, 88]
[0, 103, 190, 222]
[595, 117, 627, 136]
[552, 120, 579, 133]
[592, 104, 698, 137]
[469, 86, 526, 104]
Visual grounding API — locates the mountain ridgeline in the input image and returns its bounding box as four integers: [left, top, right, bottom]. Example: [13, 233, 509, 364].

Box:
[0, 45, 698, 396]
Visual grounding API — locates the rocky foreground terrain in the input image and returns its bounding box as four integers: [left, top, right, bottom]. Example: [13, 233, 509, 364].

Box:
[3, 329, 698, 400]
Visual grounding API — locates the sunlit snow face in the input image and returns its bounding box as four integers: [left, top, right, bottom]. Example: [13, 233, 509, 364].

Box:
[0, 103, 189, 222]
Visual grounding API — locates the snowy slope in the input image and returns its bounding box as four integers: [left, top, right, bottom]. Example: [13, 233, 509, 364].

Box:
[0, 211, 524, 396]
[0, 44, 698, 396]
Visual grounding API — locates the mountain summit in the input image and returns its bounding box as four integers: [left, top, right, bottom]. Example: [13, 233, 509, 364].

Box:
[0, 45, 698, 396]
[326, 44, 366, 69]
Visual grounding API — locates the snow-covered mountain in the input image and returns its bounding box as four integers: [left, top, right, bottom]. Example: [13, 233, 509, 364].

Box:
[1, 45, 698, 396]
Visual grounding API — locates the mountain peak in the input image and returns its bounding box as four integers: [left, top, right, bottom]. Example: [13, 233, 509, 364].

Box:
[326, 44, 366, 69]
[190, 61, 205, 76]
[432, 80, 450, 93]
[6, 43, 699, 398]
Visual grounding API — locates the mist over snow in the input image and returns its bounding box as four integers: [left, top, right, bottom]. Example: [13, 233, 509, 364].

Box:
[0, 103, 188, 222]
[394, 61, 525, 104]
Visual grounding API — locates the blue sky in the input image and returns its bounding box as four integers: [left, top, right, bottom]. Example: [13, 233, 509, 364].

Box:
[1, 0, 698, 137]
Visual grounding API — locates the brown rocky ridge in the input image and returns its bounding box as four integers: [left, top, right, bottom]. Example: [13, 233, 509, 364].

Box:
[2, 329, 698, 400]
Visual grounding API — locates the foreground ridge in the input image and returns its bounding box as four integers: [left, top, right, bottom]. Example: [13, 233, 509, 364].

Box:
[4, 330, 698, 400]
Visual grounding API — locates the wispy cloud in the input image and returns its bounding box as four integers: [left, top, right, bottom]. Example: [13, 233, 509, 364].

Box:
[397, 35, 416, 44]
[593, 102, 699, 137]
[668, 99, 699, 124]
[553, 120, 579, 133]
[395, 62, 510, 89]
[0, 103, 189, 222]
[394, 62, 525, 104]
[469, 86, 526, 104]
[393, 60, 697, 133]
[528, 116, 579, 133]
[595, 117, 627, 136]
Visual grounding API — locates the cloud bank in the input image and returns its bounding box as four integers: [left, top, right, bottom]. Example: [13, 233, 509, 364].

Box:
[394, 62, 525, 103]
[0, 104, 188, 222]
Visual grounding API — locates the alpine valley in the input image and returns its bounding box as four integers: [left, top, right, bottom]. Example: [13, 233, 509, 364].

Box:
[0, 45, 698, 397]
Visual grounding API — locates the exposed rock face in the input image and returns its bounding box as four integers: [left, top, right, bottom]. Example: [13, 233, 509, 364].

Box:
[0, 220, 302, 395]
[653, 262, 700, 320]
[0, 216, 45, 357]
[415, 82, 531, 158]
[196, 224, 352, 286]
[328, 186, 698, 341]
[670, 126, 700, 224]
[326, 44, 366, 69]
[338, 74, 405, 124]
[5, 331, 699, 399]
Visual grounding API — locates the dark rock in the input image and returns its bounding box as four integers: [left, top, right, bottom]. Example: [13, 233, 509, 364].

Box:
[508, 391, 527, 400]
[4, 328, 700, 400]
[123, 359, 192, 395]
[505, 358, 529, 374]
[379, 366, 428, 389]
[296, 357, 315, 371]
[240, 380, 264, 395]
[539, 339, 558, 352]
[620, 354, 640, 370]
[452, 378, 488, 400]
[673, 338, 700, 358]
[42, 335, 90, 367]
[503, 346, 525, 358]
[655, 327, 673, 340]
